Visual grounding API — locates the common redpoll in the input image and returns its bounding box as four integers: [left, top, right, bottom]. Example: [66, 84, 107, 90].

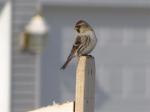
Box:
[61, 20, 97, 70]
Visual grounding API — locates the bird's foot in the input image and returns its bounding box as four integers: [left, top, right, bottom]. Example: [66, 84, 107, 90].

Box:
[81, 54, 93, 58]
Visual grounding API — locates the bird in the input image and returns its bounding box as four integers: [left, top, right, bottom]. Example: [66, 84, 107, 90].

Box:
[61, 20, 97, 70]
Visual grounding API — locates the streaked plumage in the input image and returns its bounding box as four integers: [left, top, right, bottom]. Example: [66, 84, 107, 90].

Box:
[61, 20, 97, 70]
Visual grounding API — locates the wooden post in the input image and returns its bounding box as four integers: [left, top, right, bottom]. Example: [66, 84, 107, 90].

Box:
[75, 56, 95, 112]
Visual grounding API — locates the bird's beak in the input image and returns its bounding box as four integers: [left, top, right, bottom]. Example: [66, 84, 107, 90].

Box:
[74, 25, 78, 30]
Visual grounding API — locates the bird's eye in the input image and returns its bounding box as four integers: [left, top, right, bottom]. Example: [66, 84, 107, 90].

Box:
[75, 25, 81, 28]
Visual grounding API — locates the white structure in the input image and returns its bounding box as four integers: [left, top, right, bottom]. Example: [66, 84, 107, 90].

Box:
[0, 2, 11, 112]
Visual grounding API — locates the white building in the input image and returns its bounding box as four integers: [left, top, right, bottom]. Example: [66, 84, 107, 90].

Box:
[2, 0, 150, 112]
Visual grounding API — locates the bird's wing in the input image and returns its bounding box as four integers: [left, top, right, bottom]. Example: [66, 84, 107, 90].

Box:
[70, 36, 82, 55]
[60, 36, 82, 69]
[60, 35, 89, 69]
[71, 35, 88, 55]
[70, 35, 89, 56]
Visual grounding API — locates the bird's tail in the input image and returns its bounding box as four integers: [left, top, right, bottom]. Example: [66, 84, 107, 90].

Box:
[61, 54, 74, 70]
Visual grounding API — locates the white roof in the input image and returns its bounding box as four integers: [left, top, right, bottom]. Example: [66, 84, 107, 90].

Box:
[43, 0, 150, 8]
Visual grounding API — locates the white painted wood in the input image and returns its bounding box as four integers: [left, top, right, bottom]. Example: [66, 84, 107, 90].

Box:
[0, 2, 11, 112]
[75, 56, 95, 112]
[12, 0, 37, 112]
[35, 56, 42, 107]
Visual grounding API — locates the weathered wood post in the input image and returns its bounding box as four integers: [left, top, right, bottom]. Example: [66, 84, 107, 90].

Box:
[75, 56, 95, 112]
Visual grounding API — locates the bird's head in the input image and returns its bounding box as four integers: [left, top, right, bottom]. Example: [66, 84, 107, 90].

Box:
[75, 20, 92, 33]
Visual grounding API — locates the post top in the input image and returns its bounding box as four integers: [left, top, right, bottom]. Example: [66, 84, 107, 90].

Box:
[79, 55, 94, 60]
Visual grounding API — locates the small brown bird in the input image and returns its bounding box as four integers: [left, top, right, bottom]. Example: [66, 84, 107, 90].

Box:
[61, 20, 97, 70]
